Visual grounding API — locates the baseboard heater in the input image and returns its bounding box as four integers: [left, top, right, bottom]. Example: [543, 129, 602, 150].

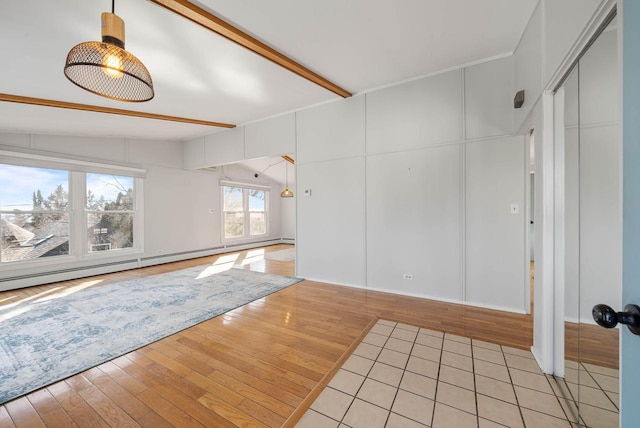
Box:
[0, 258, 139, 283]
[138, 238, 280, 263]
[0, 238, 288, 290]
[140, 246, 224, 263]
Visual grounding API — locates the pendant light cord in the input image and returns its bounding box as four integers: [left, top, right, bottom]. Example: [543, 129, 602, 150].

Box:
[112, 0, 115, 13]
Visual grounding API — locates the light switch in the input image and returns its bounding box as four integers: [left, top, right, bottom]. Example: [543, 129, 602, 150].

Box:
[510, 203, 519, 214]
[304, 189, 311, 197]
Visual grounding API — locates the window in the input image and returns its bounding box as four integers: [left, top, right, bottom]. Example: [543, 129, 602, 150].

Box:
[223, 184, 268, 240]
[248, 189, 266, 235]
[0, 165, 70, 262]
[86, 173, 135, 252]
[0, 159, 143, 265]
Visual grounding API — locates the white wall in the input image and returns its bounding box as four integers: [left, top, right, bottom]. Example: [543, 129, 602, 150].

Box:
[0, 133, 285, 285]
[366, 71, 463, 153]
[184, 113, 295, 169]
[465, 137, 525, 310]
[465, 56, 515, 139]
[296, 95, 366, 286]
[366, 145, 462, 300]
[514, 2, 543, 129]
[294, 55, 527, 313]
[297, 157, 366, 286]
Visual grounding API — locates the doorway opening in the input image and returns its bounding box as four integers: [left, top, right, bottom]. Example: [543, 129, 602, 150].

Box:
[528, 130, 535, 315]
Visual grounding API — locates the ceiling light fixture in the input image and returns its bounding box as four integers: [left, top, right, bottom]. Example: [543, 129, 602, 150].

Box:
[64, 0, 154, 102]
[281, 161, 294, 198]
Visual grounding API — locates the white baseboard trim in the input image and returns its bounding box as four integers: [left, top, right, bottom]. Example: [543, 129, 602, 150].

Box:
[530, 345, 550, 374]
[300, 277, 527, 315]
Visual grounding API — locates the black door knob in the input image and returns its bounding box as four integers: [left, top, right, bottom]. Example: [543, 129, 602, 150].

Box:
[592, 304, 640, 336]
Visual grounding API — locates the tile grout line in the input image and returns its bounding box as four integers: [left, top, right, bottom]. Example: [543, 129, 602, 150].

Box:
[584, 369, 620, 411]
[471, 339, 480, 428]
[382, 324, 402, 427]
[501, 344, 528, 428]
[561, 376, 585, 426]
[383, 324, 413, 427]
[546, 372, 576, 424]
[430, 331, 444, 427]
[338, 322, 394, 427]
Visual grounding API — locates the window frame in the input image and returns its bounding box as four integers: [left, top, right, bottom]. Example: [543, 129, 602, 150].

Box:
[84, 173, 139, 256]
[0, 155, 145, 267]
[221, 181, 270, 242]
[0, 166, 73, 266]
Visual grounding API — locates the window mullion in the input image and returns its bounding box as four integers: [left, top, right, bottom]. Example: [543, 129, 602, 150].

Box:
[243, 188, 249, 238]
[71, 171, 86, 258]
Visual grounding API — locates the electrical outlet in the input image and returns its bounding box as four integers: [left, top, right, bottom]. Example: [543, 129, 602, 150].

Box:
[403, 274, 413, 280]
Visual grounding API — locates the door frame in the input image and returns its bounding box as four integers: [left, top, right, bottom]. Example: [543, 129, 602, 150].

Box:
[552, 86, 566, 378]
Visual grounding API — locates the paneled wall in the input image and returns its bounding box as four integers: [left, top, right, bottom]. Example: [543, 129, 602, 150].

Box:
[465, 137, 525, 309]
[183, 114, 296, 169]
[366, 146, 463, 300]
[365, 71, 463, 153]
[297, 157, 366, 286]
[295, 55, 527, 313]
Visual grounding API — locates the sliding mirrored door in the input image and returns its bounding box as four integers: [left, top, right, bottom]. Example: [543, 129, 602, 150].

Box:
[557, 14, 620, 428]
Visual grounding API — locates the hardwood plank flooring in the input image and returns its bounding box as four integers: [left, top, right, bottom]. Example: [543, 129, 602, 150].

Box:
[565, 321, 619, 369]
[1, 244, 537, 427]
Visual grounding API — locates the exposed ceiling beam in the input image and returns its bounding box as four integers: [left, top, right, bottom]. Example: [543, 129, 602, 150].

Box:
[281, 155, 295, 165]
[148, 0, 352, 99]
[0, 94, 235, 128]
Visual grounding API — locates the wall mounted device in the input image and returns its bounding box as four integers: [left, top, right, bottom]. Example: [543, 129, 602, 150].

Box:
[513, 90, 525, 109]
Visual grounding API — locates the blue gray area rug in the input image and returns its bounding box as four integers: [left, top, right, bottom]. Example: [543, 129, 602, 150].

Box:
[0, 266, 302, 404]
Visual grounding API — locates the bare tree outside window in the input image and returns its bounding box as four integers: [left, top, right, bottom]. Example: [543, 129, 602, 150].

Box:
[223, 185, 268, 239]
[86, 173, 135, 252]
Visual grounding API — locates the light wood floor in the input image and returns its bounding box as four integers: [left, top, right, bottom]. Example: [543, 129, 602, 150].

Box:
[1, 244, 536, 427]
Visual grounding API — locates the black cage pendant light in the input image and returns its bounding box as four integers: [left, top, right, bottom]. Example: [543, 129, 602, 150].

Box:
[64, 0, 154, 102]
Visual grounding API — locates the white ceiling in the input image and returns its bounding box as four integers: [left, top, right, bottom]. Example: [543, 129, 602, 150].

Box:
[0, 0, 537, 141]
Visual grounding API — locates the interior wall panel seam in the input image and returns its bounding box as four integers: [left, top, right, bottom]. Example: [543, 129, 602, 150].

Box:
[461, 143, 467, 302]
[363, 94, 368, 288]
[461, 67, 467, 303]
[363, 134, 515, 159]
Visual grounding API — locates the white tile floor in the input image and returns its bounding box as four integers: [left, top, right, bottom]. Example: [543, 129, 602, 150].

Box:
[295, 319, 619, 428]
